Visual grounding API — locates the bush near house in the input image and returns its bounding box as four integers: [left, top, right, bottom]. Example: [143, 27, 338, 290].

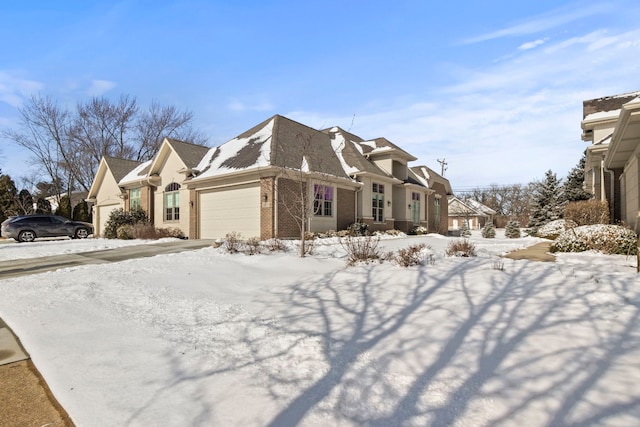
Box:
[550, 224, 638, 255]
[564, 200, 609, 226]
[537, 219, 578, 240]
[445, 239, 477, 257]
[104, 208, 149, 239]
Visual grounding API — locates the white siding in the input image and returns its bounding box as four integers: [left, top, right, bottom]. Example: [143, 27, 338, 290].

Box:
[97, 204, 121, 237]
[198, 184, 260, 239]
[624, 156, 639, 231]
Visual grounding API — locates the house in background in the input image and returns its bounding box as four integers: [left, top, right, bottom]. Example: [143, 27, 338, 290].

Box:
[447, 195, 496, 231]
[88, 115, 451, 239]
[581, 91, 640, 230]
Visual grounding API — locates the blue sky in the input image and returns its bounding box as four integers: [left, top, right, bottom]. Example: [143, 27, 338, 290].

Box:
[1, 0, 639, 191]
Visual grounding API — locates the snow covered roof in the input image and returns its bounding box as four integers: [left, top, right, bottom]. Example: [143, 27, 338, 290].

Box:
[119, 160, 153, 185]
[583, 90, 640, 120]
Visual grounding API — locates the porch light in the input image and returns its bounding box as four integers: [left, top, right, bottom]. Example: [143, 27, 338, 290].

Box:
[387, 200, 391, 206]
[263, 193, 268, 202]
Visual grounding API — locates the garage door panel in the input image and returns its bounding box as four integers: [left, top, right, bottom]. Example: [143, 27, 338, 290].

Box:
[199, 185, 260, 239]
[98, 204, 121, 237]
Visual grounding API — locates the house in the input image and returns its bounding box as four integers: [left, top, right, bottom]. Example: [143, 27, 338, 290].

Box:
[447, 196, 496, 231]
[581, 91, 640, 231]
[88, 115, 452, 239]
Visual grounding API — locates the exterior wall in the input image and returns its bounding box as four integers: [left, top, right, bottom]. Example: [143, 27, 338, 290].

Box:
[260, 177, 276, 240]
[152, 151, 190, 235]
[189, 188, 197, 239]
[428, 183, 449, 234]
[336, 187, 355, 231]
[358, 176, 395, 230]
[623, 155, 639, 232]
[276, 177, 305, 238]
[92, 173, 124, 237]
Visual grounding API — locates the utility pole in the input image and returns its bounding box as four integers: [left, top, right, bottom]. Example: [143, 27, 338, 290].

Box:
[437, 158, 448, 176]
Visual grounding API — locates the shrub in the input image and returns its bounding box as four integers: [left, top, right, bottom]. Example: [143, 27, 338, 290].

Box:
[409, 226, 428, 235]
[342, 234, 382, 266]
[265, 238, 287, 252]
[537, 219, 578, 240]
[348, 222, 369, 236]
[245, 237, 262, 255]
[394, 244, 429, 267]
[550, 224, 638, 255]
[459, 220, 471, 237]
[116, 224, 134, 240]
[505, 220, 521, 238]
[445, 239, 476, 257]
[223, 232, 244, 253]
[564, 200, 609, 226]
[481, 222, 496, 238]
[104, 208, 149, 239]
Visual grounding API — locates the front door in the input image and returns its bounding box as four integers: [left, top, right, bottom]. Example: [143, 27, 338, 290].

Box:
[411, 193, 421, 225]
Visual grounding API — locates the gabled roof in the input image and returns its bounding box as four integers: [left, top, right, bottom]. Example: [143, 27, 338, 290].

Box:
[410, 165, 453, 194]
[104, 157, 143, 182]
[119, 160, 153, 185]
[583, 91, 640, 119]
[166, 138, 210, 169]
[357, 137, 417, 161]
[191, 115, 352, 182]
[324, 127, 391, 178]
[447, 195, 493, 217]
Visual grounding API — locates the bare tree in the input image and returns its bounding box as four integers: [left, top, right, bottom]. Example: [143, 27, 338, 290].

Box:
[460, 183, 534, 227]
[2, 93, 208, 194]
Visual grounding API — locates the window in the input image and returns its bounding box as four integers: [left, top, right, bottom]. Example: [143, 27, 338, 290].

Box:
[313, 184, 333, 216]
[411, 192, 420, 225]
[434, 197, 441, 225]
[130, 188, 141, 210]
[372, 183, 384, 222]
[164, 183, 180, 221]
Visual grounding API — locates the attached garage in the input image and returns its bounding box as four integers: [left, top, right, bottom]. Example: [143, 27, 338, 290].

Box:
[97, 203, 122, 237]
[198, 184, 260, 239]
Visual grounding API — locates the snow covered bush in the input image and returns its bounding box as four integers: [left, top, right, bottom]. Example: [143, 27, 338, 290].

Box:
[481, 222, 496, 238]
[348, 222, 369, 236]
[394, 244, 429, 267]
[459, 220, 471, 237]
[537, 219, 577, 240]
[445, 239, 476, 257]
[564, 200, 609, 226]
[342, 234, 382, 265]
[550, 224, 638, 255]
[409, 225, 428, 235]
[505, 220, 521, 238]
[223, 232, 243, 253]
[104, 207, 149, 239]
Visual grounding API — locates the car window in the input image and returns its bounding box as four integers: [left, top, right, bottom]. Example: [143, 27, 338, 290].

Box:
[51, 216, 67, 224]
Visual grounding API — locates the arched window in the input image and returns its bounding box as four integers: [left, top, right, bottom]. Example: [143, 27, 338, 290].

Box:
[164, 183, 181, 221]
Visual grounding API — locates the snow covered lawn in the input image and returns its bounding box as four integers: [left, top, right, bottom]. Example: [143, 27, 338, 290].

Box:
[0, 232, 639, 426]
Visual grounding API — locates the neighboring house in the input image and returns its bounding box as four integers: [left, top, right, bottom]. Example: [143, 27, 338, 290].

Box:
[447, 196, 495, 230]
[581, 91, 640, 230]
[88, 115, 452, 239]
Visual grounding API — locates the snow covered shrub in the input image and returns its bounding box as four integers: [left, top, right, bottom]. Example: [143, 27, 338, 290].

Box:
[459, 220, 471, 237]
[244, 237, 262, 255]
[564, 200, 609, 226]
[409, 225, 428, 235]
[265, 238, 287, 252]
[348, 222, 369, 236]
[342, 234, 382, 266]
[481, 222, 496, 238]
[445, 239, 477, 257]
[505, 220, 521, 238]
[382, 229, 404, 236]
[394, 244, 429, 267]
[116, 224, 134, 240]
[104, 207, 149, 239]
[537, 219, 578, 240]
[550, 224, 638, 255]
[223, 232, 244, 253]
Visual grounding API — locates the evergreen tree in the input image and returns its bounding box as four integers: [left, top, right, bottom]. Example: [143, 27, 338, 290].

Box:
[72, 200, 91, 222]
[481, 221, 496, 238]
[505, 219, 521, 238]
[528, 170, 564, 229]
[563, 151, 591, 202]
[0, 173, 19, 223]
[55, 195, 73, 219]
[35, 197, 52, 214]
[17, 189, 34, 215]
[459, 219, 471, 237]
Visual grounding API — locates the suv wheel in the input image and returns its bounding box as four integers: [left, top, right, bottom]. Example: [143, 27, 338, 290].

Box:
[74, 228, 89, 239]
[18, 230, 36, 242]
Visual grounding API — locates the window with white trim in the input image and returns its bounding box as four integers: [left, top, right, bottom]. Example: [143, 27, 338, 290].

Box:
[130, 188, 141, 210]
[164, 183, 180, 221]
[434, 196, 441, 225]
[313, 184, 333, 216]
[372, 183, 384, 222]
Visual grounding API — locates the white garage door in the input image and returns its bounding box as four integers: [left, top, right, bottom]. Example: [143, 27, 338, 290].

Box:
[97, 204, 121, 237]
[199, 184, 260, 239]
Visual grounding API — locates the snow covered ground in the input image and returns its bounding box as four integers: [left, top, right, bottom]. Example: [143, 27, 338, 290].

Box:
[0, 231, 639, 426]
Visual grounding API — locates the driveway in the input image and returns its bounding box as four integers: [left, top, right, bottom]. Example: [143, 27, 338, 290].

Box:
[0, 239, 215, 279]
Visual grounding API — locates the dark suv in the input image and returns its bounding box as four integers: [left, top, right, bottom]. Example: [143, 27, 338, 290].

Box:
[1, 214, 94, 242]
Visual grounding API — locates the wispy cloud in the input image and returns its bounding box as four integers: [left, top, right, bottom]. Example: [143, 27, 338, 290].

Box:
[462, 3, 611, 44]
[0, 71, 43, 107]
[518, 38, 549, 51]
[228, 99, 275, 112]
[87, 79, 117, 96]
